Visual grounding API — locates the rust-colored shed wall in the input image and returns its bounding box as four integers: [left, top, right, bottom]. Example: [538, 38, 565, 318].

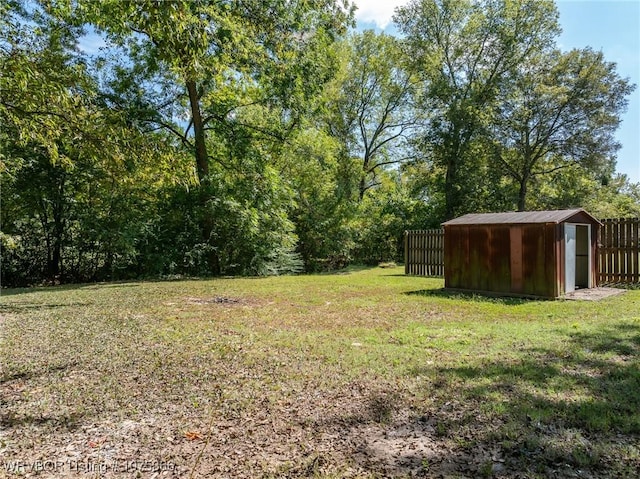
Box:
[443, 209, 601, 298]
[444, 223, 558, 297]
[522, 224, 557, 297]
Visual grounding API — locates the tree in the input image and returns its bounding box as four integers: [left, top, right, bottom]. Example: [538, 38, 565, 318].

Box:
[527, 168, 640, 219]
[1, 130, 181, 284]
[280, 125, 359, 270]
[1, 1, 94, 167]
[1, 3, 186, 285]
[491, 48, 634, 211]
[394, 0, 560, 219]
[44, 0, 353, 273]
[325, 31, 419, 201]
[586, 175, 640, 219]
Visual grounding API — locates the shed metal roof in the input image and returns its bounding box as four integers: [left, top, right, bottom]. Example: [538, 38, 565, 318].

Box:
[442, 209, 601, 226]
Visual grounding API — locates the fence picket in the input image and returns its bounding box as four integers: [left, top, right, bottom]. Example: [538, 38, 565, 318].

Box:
[631, 219, 636, 282]
[607, 219, 613, 282]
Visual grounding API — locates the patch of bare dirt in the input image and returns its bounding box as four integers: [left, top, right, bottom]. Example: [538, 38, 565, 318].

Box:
[162, 296, 261, 308]
[185, 296, 247, 305]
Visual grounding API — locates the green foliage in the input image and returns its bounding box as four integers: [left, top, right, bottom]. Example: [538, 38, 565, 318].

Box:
[1, 0, 637, 287]
[491, 47, 634, 210]
[4, 1, 353, 282]
[282, 127, 359, 271]
[0, 2, 90, 165]
[353, 174, 433, 265]
[1, 128, 186, 285]
[529, 169, 640, 219]
[1, 6, 183, 285]
[57, 0, 353, 182]
[324, 30, 420, 200]
[133, 164, 302, 278]
[396, 0, 561, 218]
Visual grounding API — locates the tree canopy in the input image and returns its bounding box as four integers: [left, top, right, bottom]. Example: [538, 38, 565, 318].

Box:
[1, 0, 636, 286]
[492, 47, 633, 210]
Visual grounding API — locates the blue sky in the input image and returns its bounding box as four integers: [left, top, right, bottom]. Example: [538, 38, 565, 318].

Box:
[354, 0, 640, 183]
[555, 0, 639, 183]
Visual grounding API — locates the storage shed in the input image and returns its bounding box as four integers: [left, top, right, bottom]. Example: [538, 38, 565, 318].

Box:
[442, 209, 601, 298]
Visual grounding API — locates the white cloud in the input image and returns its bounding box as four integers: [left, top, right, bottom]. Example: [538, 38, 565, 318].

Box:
[352, 0, 412, 29]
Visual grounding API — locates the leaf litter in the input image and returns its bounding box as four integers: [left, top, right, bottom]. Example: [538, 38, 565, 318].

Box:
[1, 271, 638, 478]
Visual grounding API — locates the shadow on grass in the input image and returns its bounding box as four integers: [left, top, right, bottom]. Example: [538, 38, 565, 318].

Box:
[0, 361, 79, 385]
[0, 411, 83, 431]
[1, 282, 141, 296]
[0, 302, 91, 313]
[1, 361, 84, 431]
[418, 322, 639, 474]
[318, 322, 640, 477]
[405, 288, 539, 305]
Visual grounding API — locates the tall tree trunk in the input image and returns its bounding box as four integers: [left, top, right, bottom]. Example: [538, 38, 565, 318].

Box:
[186, 80, 220, 274]
[358, 155, 370, 201]
[517, 175, 528, 212]
[444, 158, 460, 220]
[50, 180, 66, 282]
[38, 204, 53, 279]
[358, 173, 367, 201]
[358, 177, 365, 201]
[443, 127, 466, 220]
[186, 80, 209, 182]
[51, 237, 61, 279]
[39, 179, 65, 281]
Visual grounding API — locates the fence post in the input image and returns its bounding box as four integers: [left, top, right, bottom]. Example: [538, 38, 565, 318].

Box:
[404, 231, 409, 275]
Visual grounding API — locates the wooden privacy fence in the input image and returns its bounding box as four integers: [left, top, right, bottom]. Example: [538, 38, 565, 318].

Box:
[404, 229, 444, 276]
[405, 217, 640, 284]
[598, 217, 640, 284]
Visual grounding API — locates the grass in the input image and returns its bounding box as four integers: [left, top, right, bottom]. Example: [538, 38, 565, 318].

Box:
[1, 266, 639, 477]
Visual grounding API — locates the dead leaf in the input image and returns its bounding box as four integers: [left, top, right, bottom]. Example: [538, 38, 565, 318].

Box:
[185, 431, 203, 441]
[88, 438, 105, 448]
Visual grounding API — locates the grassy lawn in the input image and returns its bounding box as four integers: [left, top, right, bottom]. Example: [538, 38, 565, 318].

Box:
[1, 267, 639, 478]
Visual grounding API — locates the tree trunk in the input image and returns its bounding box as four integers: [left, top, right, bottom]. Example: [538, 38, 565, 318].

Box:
[186, 80, 209, 181]
[517, 174, 529, 211]
[39, 177, 65, 282]
[186, 80, 220, 274]
[443, 126, 465, 220]
[358, 175, 367, 201]
[51, 237, 61, 280]
[358, 153, 371, 201]
[50, 188, 65, 282]
[40, 220, 53, 279]
[444, 157, 460, 220]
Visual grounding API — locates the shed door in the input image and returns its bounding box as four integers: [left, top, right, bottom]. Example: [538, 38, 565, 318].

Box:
[565, 224, 576, 293]
[575, 225, 591, 289]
